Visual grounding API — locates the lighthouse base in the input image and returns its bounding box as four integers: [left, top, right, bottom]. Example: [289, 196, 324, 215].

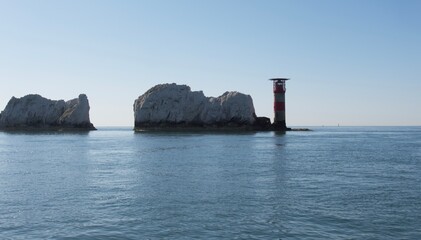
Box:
[272, 121, 290, 131]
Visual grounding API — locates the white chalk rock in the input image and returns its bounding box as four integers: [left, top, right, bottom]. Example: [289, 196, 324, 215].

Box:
[59, 94, 92, 125]
[0, 94, 95, 130]
[134, 83, 256, 128]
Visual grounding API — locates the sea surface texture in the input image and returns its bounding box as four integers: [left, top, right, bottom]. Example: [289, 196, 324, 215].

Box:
[0, 127, 420, 239]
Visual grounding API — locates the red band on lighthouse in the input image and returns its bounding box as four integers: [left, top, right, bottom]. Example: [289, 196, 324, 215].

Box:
[274, 102, 285, 111]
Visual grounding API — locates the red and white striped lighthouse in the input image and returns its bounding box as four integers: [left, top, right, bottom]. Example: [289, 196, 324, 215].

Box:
[270, 78, 289, 130]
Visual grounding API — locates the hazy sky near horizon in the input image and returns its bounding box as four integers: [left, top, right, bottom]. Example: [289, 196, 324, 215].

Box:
[1, 0, 420, 126]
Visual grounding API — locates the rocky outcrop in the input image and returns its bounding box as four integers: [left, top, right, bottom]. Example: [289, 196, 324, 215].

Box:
[134, 83, 259, 130]
[0, 94, 96, 130]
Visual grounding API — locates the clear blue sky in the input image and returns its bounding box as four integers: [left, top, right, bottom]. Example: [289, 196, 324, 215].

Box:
[1, 0, 420, 126]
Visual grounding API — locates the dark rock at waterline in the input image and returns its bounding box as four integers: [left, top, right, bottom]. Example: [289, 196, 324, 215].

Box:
[253, 116, 272, 130]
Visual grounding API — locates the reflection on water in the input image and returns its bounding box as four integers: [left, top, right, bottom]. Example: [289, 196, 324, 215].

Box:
[0, 127, 420, 239]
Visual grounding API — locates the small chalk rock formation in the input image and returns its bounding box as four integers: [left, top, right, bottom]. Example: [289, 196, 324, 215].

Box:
[134, 83, 257, 130]
[0, 94, 95, 130]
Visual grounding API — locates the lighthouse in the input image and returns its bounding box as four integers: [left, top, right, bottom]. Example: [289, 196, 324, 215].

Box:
[269, 78, 289, 130]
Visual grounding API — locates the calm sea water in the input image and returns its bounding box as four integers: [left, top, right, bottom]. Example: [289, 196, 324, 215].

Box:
[0, 127, 420, 239]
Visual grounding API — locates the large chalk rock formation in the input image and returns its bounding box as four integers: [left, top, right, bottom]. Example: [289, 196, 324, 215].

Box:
[0, 94, 95, 130]
[134, 83, 257, 129]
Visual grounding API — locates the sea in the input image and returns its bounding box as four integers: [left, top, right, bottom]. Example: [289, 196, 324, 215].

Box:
[0, 126, 420, 239]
